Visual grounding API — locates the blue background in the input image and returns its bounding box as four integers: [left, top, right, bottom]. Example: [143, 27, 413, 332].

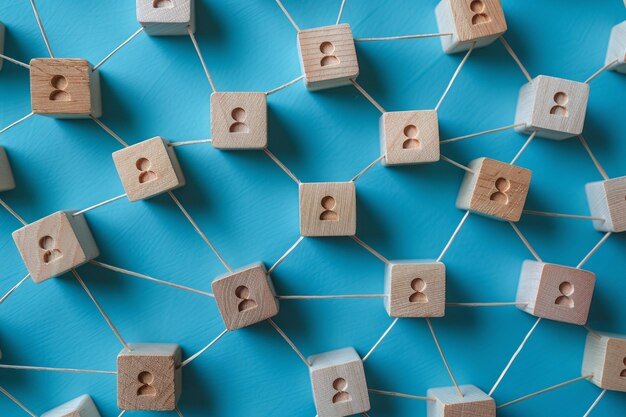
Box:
[1, 0, 625, 416]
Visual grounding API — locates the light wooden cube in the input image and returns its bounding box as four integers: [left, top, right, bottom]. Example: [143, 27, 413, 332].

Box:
[586, 176, 626, 233]
[136, 0, 195, 36]
[299, 182, 356, 237]
[30, 58, 102, 118]
[12, 211, 100, 284]
[427, 385, 496, 417]
[112, 137, 186, 202]
[41, 395, 101, 417]
[117, 343, 182, 411]
[582, 331, 626, 392]
[0, 23, 5, 71]
[606, 21, 626, 73]
[456, 157, 531, 222]
[435, 0, 507, 54]
[380, 110, 440, 166]
[514, 75, 590, 140]
[210, 92, 267, 149]
[385, 260, 446, 318]
[308, 347, 370, 417]
[297, 24, 359, 91]
[0, 146, 15, 192]
[516, 260, 595, 325]
[212, 263, 278, 331]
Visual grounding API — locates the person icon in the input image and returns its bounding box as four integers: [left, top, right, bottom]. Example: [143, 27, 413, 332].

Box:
[490, 177, 510, 204]
[153, 0, 173, 8]
[320, 41, 340, 67]
[409, 278, 428, 303]
[469, 0, 491, 25]
[229, 107, 250, 133]
[402, 124, 421, 149]
[137, 371, 156, 397]
[320, 196, 339, 221]
[39, 236, 62, 264]
[555, 281, 575, 308]
[136, 158, 157, 184]
[550, 92, 569, 117]
[332, 378, 351, 403]
[49, 75, 71, 102]
[620, 357, 626, 378]
[235, 285, 258, 312]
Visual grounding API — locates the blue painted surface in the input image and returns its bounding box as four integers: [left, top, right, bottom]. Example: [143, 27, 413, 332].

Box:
[0, 1, 625, 416]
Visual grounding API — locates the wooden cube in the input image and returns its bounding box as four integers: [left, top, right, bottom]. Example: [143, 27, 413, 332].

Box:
[136, 0, 195, 36]
[308, 347, 370, 417]
[514, 75, 590, 140]
[0, 146, 15, 192]
[297, 24, 359, 91]
[112, 137, 186, 202]
[41, 395, 101, 417]
[435, 0, 507, 54]
[117, 343, 182, 411]
[12, 211, 100, 284]
[582, 331, 626, 392]
[516, 260, 595, 325]
[210, 92, 267, 149]
[606, 21, 626, 73]
[380, 110, 440, 166]
[30, 58, 102, 118]
[456, 157, 531, 222]
[212, 263, 278, 331]
[586, 176, 626, 233]
[427, 385, 496, 417]
[384, 260, 446, 318]
[0, 23, 5, 71]
[299, 182, 357, 237]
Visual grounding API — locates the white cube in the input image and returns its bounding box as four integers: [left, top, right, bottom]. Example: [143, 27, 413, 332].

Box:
[41, 395, 101, 417]
[427, 385, 496, 417]
[0, 146, 15, 192]
[606, 21, 626, 73]
[586, 176, 626, 233]
[136, 0, 195, 36]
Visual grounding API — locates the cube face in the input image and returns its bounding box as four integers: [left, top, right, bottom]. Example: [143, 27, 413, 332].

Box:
[212, 263, 278, 330]
[0, 146, 16, 192]
[41, 395, 101, 417]
[299, 182, 357, 237]
[435, 0, 507, 54]
[427, 385, 496, 417]
[516, 261, 595, 325]
[385, 261, 446, 318]
[308, 347, 370, 417]
[582, 332, 626, 392]
[456, 158, 531, 222]
[136, 0, 195, 36]
[112, 137, 185, 202]
[297, 24, 359, 91]
[12, 211, 100, 283]
[117, 343, 182, 411]
[514, 75, 590, 140]
[380, 110, 440, 165]
[606, 21, 626, 73]
[30, 59, 101, 118]
[586, 176, 626, 233]
[210, 92, 267, 149]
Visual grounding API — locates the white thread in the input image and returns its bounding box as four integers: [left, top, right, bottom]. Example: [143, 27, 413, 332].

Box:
[169, 139, 212, 147]
[523, 210, 604, 222]
[499, 36, 532, 82]
[437, 211, 470, 262]
[368, 389, 434, 401]
[435, 43, 475, 111]
[0, 112, 35, 136]
[0, 385, 37, 417]
[0, 198, 28, 225]
[268, 236, 304, 274]
[497, 374, 593, 409]
[188, 27, 218, 92]
[440, 155, 475, 174]
[0, 53, 30, 69]
[263, 148, 301, 184]
[277, 294, 384, 300]
[0, 364, 116, 374]
[351, 79, 386, 113]
[355, 33, 452, 42]
[266, 75, 304, 95]
[90, 116, 129, 147]
[577, 232, 612, 269]
[268, 318, 310, 367]
[510, 131, 537, 164]
[181, 329, 229, 367]
[363, 318, 399, 362]
[582, 389, 607, 417]
[578, 135, 609, 180]
[352, 155, 384, 182]
[336, 0, 347, 25]
[585, 60, 617, 84]
[73, 193, 127, 216]
[0, 274, 30, 304]
[275, 0, 300, 32]
[509, 222, 542, 262]
[351, 235, 391, 264]
[93, 27, 145, 71]
[426, 318, 463, 397]
[440, 123, 525, 144]
[29, 0, 54, 58]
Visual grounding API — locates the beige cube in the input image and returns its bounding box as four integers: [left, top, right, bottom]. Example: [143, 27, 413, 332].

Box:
[456, 157, 531, 222]
[0, 23, 5, 71]
[210, 92, 267, 149]
[582, 332, 626, 392]
[297, 24, 359, 91]
[12, 211, 100, 284]
[514, 75, 590, 140]
[30, 58, 102, 118]
[112, 137, 186, 202]
[435, 0, 507, 54]
[385, 260, 446, 318]
[117, 343, 182, 411]
[427, 385, 496, 417]
[41, 395, 101, 417]
[380, 110, 440, 166]
[0, 146, 15, 192]
[606, 21, 626, 73]
[586, 176, 626, 233]
[136, 0, 195, 36]
[212, 263, 278, 331]
[308, 347, 370, 417]
[516, 261, 595, 325]
[299, 182, 356, 237]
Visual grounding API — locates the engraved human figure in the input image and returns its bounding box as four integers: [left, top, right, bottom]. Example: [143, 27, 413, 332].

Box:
[49, 75, 70, 101]
[153, 0, 173, 8]
[620, 357, 626, 377]
[136, 158, 157, 184]
[409, 278, 428, 303]
[469, 0, 491, 25]
[555, 281, 575, 308]
[236, 285, 258, 312]
[320, 41, 340, 67]
[39, 235, 62, 264]
[332, 378, 351, 403]
[549, 92, 569, 117]
[402, 124, 421, 149]
[490, 177, 510, 204]
[229, 107, 250, 133]
[137, 371, 156, 397]
[320, 196, 339, 221]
